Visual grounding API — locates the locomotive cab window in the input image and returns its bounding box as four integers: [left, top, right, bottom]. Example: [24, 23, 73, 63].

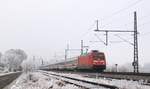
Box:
[93, 53, 105, 60]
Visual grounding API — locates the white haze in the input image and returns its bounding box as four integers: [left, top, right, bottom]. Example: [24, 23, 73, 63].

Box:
[0, 0, 149, 68]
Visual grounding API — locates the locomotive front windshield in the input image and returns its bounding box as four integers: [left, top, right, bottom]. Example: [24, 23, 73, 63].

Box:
[93, 52, 105, 60]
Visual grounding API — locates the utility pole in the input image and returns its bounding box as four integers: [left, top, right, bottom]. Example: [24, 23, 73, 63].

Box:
[133, 11, 139, 73]
[95, 20, 108, 46]
[81, 40, 84, 55]
[64, 40, 87, 60]
[65, 44, 69, 61]
[41, 58, 44, 65]
[65, 41, 84, 60]
[115, 64, 118, 72]
[94, 11, 139, 73]
[81, 40, 89, 55]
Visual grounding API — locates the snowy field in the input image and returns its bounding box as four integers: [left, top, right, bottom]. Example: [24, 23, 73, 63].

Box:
[6, 72, 80, 89]
[5, 71, 150, 89]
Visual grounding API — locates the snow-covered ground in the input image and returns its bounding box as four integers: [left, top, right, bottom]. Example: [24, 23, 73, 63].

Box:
[0, 72, 16, 76]
[7, 72, 80, 89]
[46, 71, 150, 89]
[5, 71, 150, 89]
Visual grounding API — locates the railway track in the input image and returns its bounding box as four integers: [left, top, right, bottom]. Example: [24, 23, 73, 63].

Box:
[0, 72, 22, 89]
[86, 72, 150, 83]
[40, 71, 119, 89]
[48, 70, 150, 83]
[44, 70, 150, 86]
[99, 72, 150, 85]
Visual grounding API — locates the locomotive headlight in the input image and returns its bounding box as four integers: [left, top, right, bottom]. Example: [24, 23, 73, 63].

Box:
[93, 60, 105, 65]
[93, 60, 98, 62]
[93, 60, 99, 65]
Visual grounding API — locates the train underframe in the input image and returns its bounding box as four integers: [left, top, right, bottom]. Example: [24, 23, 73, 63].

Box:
[41, 65, 106, 73]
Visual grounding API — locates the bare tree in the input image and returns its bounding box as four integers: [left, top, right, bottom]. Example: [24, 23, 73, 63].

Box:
[21, 58, 34, 73]
[2, 49, 27, 71]
[21, 56, 43, 72]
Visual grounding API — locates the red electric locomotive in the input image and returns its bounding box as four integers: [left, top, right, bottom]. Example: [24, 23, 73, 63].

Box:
[40, 50, 106, 72]
[77, 50, 106, 71]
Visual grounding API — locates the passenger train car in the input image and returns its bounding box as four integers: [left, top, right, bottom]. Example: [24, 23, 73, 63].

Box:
[40, 50, 106, 72]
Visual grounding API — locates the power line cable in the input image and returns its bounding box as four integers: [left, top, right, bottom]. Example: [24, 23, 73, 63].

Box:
[119, 13, 150, 29]
[103, 0, 143, 28]
[108, 0, 143, 19]
[78, 21, 96, 39]
[79, 0, 144, 44]
[79, 0, 144, 40]
[138, 20, 150, 28]
[94, 33, 107, 45]
[139, 31, 150, 37]
[114, 34, 134, 45]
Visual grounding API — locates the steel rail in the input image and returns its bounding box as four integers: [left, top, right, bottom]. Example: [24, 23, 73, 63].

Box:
[41, 71, 119, 89]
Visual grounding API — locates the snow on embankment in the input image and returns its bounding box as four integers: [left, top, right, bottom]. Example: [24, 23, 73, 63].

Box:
[10, 72, 80, 89]
[50, 72, 150, 89]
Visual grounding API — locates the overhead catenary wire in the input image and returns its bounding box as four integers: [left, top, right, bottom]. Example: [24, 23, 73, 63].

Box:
[78, 21, 96, 40]
[94, 33, 107, 45]
[106, 0, 143, 19]
[105, 30, 150, 44]
[89, 19, 150, 46]
[77, 0, 145, 43]
[138, 20, 150, 28]
[100, 11, 150, 34]
[67, 0, 149, 57]
[102, 0, 143, 28]
[138, 31, 150, 37]
[114, 34, 134, 46]
[118, 13, 150, 30]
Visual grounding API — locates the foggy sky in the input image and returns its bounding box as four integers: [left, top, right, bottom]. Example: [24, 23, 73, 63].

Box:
[0, 0, 149, 65]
